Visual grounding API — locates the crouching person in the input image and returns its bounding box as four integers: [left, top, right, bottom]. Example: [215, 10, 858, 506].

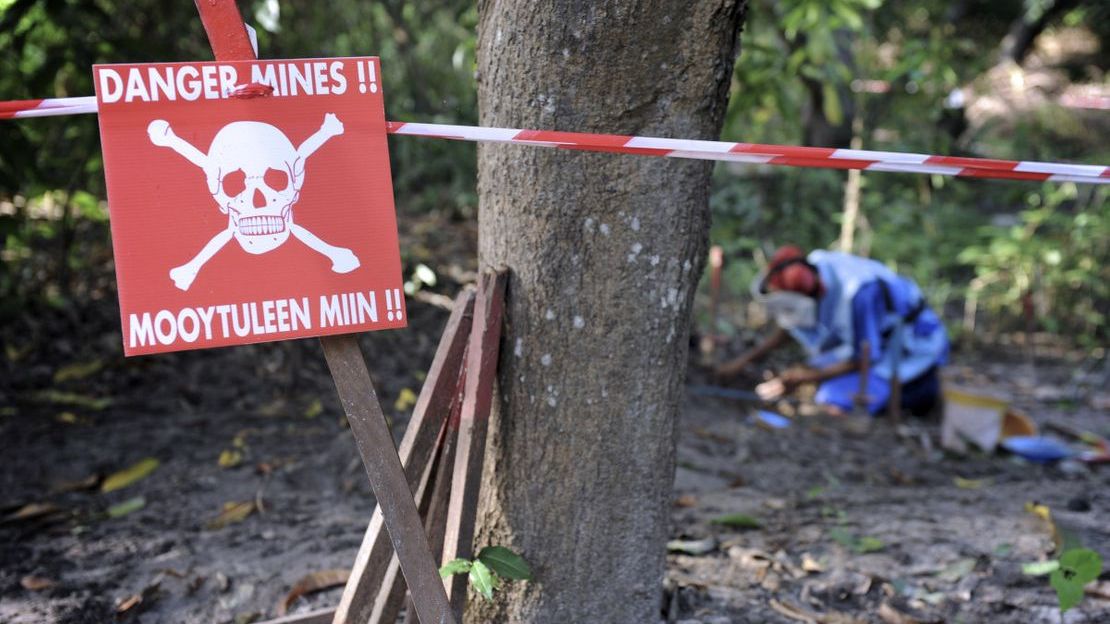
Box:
[716, 246, 949, 417]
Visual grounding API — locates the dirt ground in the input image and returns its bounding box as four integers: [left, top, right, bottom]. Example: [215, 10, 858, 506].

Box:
[1, 240, 1108, 623]
[669, 352, 1109, 624]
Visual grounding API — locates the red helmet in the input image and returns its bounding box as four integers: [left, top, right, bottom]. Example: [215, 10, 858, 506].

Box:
[765, 246, 820, 296]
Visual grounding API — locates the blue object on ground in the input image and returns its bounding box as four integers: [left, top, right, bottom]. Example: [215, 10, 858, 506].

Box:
[1000, 436, 1075, 463]
[754, 410, 791, 429]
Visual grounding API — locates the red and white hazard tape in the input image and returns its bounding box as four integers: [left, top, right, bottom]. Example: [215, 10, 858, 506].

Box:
[388, 122, 1109, 184]
[0, 96, 97, 119]
[3, 95, 1107, 184]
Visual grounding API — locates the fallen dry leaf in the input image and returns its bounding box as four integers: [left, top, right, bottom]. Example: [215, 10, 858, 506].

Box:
[770, 598, 817, 623]
[20, 575, 55, 591]
[49, 474, 100, 494]
[218, 449, 243, 468]
[878, 599, 943, 624]
[953, 476, 991, 490]
[276, 569, 350, 615]
[1087, 580, 1110, 601]
[101, 458, 159, 493]
[55, 412, 81, 425]
[761, 570, 783, 591]
[666, 536, 717, 555]
[393, 387, 418, 412]
[769, 597, 866, 624]
[801, 552, 825, 573]
[878, 601, 917, 624]
[1, 502, 64, 525]
[115, 578, 163, 614]
[763, 497, 788, 510]
[53, 359, 104, 383]
[32, 390, 111, 411]
[303, 399, 323, 419]
[207, 501, 256, 530]
[674, 494, 698, 508]
[116, 593, 142, 613]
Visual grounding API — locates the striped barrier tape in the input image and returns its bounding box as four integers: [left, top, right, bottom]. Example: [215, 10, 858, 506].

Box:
[0, 97, 98, 118]
[3, 95, 1108, 184]
[387, 122, 1109, 184]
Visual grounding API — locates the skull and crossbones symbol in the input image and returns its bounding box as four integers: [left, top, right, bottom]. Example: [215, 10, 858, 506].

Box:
[147, 113, 359, 291]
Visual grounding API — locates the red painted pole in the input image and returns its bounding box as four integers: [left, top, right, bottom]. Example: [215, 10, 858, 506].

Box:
[193, 0, 256, 61]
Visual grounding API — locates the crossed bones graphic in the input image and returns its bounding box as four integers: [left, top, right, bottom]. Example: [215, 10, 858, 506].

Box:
[147, 113, 360, 291]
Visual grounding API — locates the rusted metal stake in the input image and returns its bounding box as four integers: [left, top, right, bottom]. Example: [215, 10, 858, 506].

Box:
[321, 337, 454, 624]
[442, 270, 508, 619]
[854, 339, 871, 418]
[403, 376, 465, 624]
[887, 327, 903, 423]
[700, 245, 724, 357]
[333, 291, 474, 624]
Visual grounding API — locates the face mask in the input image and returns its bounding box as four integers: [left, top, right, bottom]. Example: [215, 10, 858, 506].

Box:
[765, 292, 818, 329]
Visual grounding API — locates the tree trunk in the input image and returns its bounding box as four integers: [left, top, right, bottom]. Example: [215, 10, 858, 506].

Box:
[472, 1, 747, 622]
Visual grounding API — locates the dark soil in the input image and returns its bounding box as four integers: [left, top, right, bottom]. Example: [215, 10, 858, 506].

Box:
[669, 352, 1110, 624]
[1, 220, 1107, 623]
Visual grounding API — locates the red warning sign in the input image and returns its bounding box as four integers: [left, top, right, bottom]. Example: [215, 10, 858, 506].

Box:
[94, 57, 405, 356]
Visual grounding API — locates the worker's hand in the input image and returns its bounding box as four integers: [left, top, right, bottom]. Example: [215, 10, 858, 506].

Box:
[755, 367, 812, 401]
[755, 377, 786, 401]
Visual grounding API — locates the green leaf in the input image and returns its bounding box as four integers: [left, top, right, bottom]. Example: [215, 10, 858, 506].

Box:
[1050, 548, 1103, 613]
[1050, 569, 1085, 613]
[1060, 548, 1102, 585]
[468, 560, 496, 601]
[477, 546, 532, 581]
[1022, 560, 1060, 576]
[711, 513, 762, 529]
[439, 559, 472, 578]
[107, 496, 146, 518]
[100, 458, 159, 493]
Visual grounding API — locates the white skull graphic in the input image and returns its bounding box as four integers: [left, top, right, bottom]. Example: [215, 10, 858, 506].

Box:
[208, 122, 301, 254]
[147, 113, 359, 291]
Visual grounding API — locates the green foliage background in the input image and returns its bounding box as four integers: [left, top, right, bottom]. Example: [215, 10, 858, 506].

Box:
[0, 0, 1106, 347]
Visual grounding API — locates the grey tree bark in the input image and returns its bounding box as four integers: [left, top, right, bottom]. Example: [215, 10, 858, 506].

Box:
[472, 1, 747, 622]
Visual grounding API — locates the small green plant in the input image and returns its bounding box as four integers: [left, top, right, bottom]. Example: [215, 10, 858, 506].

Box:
[439, 546, 532, 601]
[1022, 547, 1103, 614]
